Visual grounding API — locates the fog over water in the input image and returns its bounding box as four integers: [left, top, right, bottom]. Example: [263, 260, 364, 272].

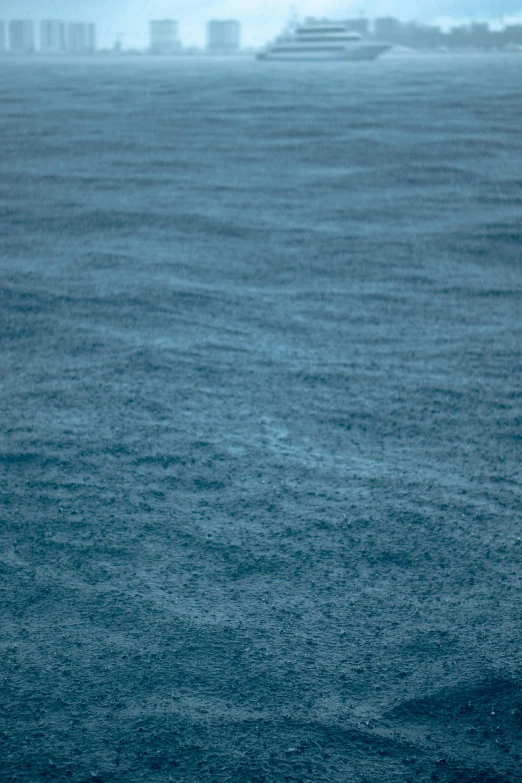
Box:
[1, 52, 522, 782]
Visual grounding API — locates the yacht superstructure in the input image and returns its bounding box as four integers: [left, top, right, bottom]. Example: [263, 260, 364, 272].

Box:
[258, 20, 391, 61]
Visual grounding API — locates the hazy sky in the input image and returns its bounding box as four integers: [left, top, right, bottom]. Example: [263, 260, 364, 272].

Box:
[3, 1, 522, 48]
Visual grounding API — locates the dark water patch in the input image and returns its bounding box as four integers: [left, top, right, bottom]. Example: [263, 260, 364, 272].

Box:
[0, 451, 42, 465]
[480, 224, 521, 243]
[12, 208, 264, 240]
[387, 677, 522, 724]
[382, 678, 522, 781]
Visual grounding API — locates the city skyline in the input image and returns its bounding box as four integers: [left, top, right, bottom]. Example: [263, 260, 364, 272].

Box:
[1, 2, 522, 48]
[2, 17, 522, 55]
[2, 14, 522, 54]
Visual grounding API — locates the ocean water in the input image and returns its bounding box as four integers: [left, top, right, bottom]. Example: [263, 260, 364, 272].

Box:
[1, 55, 521, 782]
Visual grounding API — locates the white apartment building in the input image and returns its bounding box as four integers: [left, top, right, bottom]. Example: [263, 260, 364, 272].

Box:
[149, 20, 180, 54]
[40, 20, 66, 53]
[9, 20, 35, 53]
[206, 20, 241, 52]
[67, 22, 96, 53]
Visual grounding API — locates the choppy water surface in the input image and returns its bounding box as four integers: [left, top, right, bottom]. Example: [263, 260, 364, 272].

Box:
[1, 56, 521, 782]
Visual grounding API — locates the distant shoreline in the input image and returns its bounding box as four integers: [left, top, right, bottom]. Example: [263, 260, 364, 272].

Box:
[1, 47, 522, 61]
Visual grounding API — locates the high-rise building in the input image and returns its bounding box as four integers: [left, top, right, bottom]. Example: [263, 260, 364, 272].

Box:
[345, 18, 369, 36]
[469, 22, 492, 48]
[0, 21, 6, 52]
[373, 17, 402, 40]
[87, 23, 96, 52]
[503, 25, 522, 45]
[66, 22, 96, 53]
[40, 20, 66, 53]
[149, 20, 180, 54]
[9, 20, 35, 53]
[206, 20, 241, 52]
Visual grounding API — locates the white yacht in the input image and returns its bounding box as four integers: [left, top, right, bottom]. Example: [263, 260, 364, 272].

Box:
[257, 20, 391, 61]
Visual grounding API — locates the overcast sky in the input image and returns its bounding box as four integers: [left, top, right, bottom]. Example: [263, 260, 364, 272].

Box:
[2, 1, 522, 48]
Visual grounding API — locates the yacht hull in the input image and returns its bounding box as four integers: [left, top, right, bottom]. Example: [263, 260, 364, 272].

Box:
[257, 44, 391, 61]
